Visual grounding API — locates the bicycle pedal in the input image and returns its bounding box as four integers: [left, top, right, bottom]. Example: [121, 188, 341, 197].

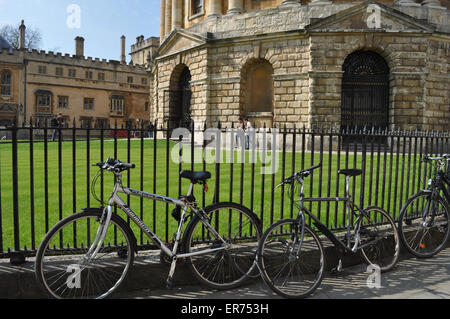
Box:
[167, 277, 174, 289]
[330, 260, 343, 275]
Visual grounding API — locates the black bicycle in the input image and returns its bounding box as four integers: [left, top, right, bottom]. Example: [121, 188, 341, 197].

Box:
[256, 164, 400, 299]
[398, 154, 450, 258]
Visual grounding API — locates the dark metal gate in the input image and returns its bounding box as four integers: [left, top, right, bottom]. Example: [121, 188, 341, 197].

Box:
[165, 67, 192, 130]
[341, 51, 389, 145]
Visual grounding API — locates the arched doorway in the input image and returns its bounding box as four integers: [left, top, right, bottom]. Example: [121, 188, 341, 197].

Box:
[167, 65, 192, 129]
[341, 50, 389, 142]
[240, 59, 274, 128]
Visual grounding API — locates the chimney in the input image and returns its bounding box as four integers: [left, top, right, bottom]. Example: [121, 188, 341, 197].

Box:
[121, 35, 126, 64]
[19, 20, 26, 50]
[75, 36, 85, 57]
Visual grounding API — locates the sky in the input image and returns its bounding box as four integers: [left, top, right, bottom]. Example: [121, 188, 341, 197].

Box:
[0, 0, 161, 62]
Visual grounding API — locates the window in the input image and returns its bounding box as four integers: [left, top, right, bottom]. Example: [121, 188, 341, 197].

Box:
[38, 65, 47, 74]
[55, 67, 63, 76]
[110, 95, 124, 115]
[192, 0, 203, 15]
[37, 93, 51, 107]
[127, 76, 134, 84]
[145, 101, 149, 112]
[141, 77, 147, 85]
[0, 70, 11, 96]
[80, 117, 93, 129]
[96, 118, 107, 128]
[98, 72, 105, 81]
[83, 98, 94, 110]
[58, 96, 69, 109]
[68, 69, 76, 78]
[85, 71, 93, 80]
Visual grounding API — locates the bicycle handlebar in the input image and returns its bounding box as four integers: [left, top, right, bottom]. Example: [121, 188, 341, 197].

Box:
[422, 154, 450, 163]
[93, 158, 135, 172]
[276, 163, 322, 188]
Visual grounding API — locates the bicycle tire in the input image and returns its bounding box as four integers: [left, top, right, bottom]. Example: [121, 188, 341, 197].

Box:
[35, 210, 135, 299]
[257, 219, 325, 299]
[398, 191, 450, 258]
[182, 202, 262, 290]
[358, 206, 400, 272]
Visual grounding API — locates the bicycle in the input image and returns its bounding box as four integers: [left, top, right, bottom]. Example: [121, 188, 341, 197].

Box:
[398, 154, 450, 258]
[256, 163, 400, 299]
[35, 158, 261, 299]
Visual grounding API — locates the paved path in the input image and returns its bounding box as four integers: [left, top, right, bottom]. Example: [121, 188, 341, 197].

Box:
[117, 247, 450, 299]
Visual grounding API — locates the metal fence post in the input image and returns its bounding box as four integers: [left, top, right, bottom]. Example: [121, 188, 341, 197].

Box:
[10, 118, 25, 265]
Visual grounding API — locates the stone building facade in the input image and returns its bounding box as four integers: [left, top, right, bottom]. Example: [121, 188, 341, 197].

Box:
[150, 0, 449, 132]
[0, 21, 151, 129]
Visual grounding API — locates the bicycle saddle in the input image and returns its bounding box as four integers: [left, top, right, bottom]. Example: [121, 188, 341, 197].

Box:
[180, 171, 211, 182]
[338, 169, 363, 177]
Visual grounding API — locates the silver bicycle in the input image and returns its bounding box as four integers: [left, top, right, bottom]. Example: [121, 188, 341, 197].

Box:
[35, 158, 261, 299]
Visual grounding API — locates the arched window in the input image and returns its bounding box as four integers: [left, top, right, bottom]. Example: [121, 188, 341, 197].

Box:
[240, 59, 274, 128]
[341, 51, 389, 132]
[1, 70, 11, 96]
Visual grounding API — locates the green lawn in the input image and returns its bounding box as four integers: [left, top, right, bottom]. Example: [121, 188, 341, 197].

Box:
[0, 138, 427, 254]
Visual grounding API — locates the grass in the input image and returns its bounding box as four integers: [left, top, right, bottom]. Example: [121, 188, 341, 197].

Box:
[0, 137, 428, 254]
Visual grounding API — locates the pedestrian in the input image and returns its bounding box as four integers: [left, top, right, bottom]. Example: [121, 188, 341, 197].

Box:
[51, 113, 64, 141]
[236, 117, 244, 148]
[147, 122, 154, 138]
[244, 117, 252, 150]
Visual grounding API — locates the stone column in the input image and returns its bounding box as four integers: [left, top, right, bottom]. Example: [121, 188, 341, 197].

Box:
[209, 0, 222, 17]
[160, 0, 166, 39]
[172, 0, 182, 30]
[165, 0, 172, 35]
[227, 0, 243, 15]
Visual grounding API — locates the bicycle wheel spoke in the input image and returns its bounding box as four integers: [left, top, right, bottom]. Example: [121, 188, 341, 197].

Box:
[257, 220, 324, 299]
[36, 212, 133, 299]
[399, 193, 450, 258]
[185, 203, 261, 289]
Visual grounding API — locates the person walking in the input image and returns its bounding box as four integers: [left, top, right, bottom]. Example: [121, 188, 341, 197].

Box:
[51, 113, 64, 142]
[236, 117, 244, 148]
[243, 118, 252, 150]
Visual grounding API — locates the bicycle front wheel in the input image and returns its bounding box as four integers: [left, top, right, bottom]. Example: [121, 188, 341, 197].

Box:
[35, 210, 135, 299]
[257, 219, 325, 299]
[358, 207, 400, 272]
[182, 202, 261, 290]
[398, 192, 450, 258]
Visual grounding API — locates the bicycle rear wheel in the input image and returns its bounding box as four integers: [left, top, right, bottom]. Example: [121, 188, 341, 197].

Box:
[35, 210, 135, 299]
[358, 207, 400, 272]
[182, 202, 261, 290]
[257, 219, 325, 299]
[398, 192, 450, 258]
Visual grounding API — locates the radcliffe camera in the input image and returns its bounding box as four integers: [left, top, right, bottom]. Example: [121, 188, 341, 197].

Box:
[0, 0, 449, 305]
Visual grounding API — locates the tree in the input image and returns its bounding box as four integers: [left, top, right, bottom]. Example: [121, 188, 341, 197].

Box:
[0, 23, 42, 50]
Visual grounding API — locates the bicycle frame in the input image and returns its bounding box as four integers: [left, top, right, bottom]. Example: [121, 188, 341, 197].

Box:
[293, 176, 380, 256]
[86, 172, 228, 263]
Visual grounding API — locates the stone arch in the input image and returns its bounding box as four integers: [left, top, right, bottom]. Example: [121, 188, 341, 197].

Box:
[168, 63, 192, 128]
[239, 58, 274, 128]
[340, 50, 390, 142]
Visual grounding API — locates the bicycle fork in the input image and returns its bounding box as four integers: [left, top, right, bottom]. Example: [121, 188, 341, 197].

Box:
[84, 206, 113, 263]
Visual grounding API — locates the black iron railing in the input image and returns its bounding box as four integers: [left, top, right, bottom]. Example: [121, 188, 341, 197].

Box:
[0, 118, 448, 263]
